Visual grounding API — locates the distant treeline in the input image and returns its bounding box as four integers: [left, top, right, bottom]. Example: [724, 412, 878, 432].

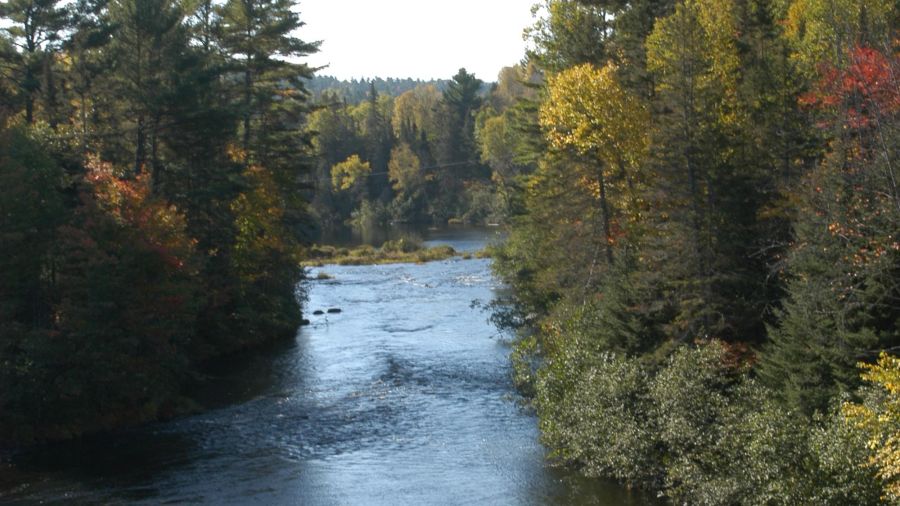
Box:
[306, 65, 541, 229]
[307, 76, 451, 104]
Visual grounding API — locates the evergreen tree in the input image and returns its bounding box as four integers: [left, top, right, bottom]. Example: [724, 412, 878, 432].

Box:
[760, 45, 900, 414]
[0, 0, 67, 124]
[218, 0, 317, 164]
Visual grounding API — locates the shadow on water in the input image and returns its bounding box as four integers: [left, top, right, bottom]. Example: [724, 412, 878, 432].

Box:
[191, 337, 304, 410]
[1, 337, 305, 505]
[5, 429, 197, 502]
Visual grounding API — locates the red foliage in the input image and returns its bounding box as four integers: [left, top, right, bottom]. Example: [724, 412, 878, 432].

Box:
[800, 46, 900, 129]
[80, 157, 196, 271]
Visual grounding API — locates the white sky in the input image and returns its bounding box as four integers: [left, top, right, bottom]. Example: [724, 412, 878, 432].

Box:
[298, 0, 537, 82]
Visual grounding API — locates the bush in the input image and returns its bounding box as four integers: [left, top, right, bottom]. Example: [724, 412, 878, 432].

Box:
[530, 333, 886, 505]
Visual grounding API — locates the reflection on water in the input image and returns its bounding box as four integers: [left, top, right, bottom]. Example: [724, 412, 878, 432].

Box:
[0, 227, 658, 505]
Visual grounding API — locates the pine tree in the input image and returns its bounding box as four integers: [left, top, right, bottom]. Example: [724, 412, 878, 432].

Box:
[0, 0, 67, 124]
[218, 0, 317, 166]
[760, 45, 900, 415]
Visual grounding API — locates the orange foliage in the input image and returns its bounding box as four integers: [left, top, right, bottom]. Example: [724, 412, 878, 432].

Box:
[800, 46, 900, 129]
[83, 157, 196, 271]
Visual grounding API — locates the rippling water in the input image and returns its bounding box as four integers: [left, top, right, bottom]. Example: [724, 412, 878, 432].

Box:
[0, 227, 656, 505]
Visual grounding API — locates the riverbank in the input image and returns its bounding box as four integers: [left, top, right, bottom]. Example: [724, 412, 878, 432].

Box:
[302, 238, 460, 266]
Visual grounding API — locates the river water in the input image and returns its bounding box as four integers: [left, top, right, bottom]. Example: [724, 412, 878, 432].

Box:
[0, 227, 655, 505]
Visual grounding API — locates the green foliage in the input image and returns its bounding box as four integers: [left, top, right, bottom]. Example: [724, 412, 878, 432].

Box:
[497, 0, 900, 502]
[1, 155, 200, 443]
[760, 46, 900, 416]
[536, 346, 662, 487]
[308, 65, 532, 227]
[0, 0, 316, 445]
[783, 0, 895, 73]
[525, 0, 612, 71]
[528, 329, 885, 504]
[302, 240, 456, 266]
[0, 126, 64, 326]
[649, 342, 746, 503]
[0, 0, 67, 123]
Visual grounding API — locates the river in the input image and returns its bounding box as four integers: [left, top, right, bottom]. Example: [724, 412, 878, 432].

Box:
[0, 227, 656, 505]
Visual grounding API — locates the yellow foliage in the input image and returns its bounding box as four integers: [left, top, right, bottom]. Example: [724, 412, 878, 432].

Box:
[783, 0, 894, 72]
[844, 352, 900, 503]
[388, 143, 422, 194]
[391, 85, 442, 141]
[330, 154, 371, 192]
[231, 165, 300, 281]
[540, 63, 649, 166]
[539, 62, 650, 223]
[645, 0, 746, 127]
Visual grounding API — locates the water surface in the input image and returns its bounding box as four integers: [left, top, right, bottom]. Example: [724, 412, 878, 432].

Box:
[1, 227, 655, 505]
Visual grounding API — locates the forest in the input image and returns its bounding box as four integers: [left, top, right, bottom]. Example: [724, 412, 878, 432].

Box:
[305, 67, 530, 229]
[1, 0, 900, 504]
[491, 0, 900, 504]
[0, 0, 316, 443]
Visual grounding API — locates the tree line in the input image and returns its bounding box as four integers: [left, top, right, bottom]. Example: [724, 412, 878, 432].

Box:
[305, 65, 541, 229]
[0, 0, 315, 444]
[492, 0, 900, 503]
[306, 75, 451, 104]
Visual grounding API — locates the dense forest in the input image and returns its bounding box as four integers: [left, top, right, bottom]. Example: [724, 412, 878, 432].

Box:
[0, 0, 316, 443]
[2, 0, 900, 503]
[304, 67, 534, 228]
[492, 0, 900, 503]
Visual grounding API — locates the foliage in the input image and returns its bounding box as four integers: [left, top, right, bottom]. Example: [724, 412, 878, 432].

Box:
[496, 0, 900, 503]
[845, 353, 900, 503]
[307, 66, 523, 227]
[0, 0, 316, 445]
[760, 44, 900, 415]
[331, 154, 371, 192]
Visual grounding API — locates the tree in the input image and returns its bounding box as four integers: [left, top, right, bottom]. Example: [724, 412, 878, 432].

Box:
[782, 0, 895, 74]
[106, 0, 189, 178]
[355, 84, 394, 201]
[331, 154, 371, 196]
[0, 0, 67, 124]
[844, 353, 900, 503]
[388, 142, 423, 197]
[436, 68, 483, 168]
[645, 0, 779, 341]
[64, 0, 113, 152]
[0, 126, 64, 334]
[539, 62, 650, 266]
[760, 45, 900, 415]
[218, 0, 317, 163]
[387, 142, 427, 222]
[525, 0, 614, 71]
[391, 84, 441, 146]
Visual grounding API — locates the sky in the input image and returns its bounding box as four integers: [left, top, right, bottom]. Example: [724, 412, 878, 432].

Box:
[298, 0, 538, 82]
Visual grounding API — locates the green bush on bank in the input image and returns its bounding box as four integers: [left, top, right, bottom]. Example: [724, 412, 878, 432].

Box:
[303, 240, 457, 266]
[525, 325, 886, 505]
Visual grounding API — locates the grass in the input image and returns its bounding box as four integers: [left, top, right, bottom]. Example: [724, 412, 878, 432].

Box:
[303, 238, 458, 267]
